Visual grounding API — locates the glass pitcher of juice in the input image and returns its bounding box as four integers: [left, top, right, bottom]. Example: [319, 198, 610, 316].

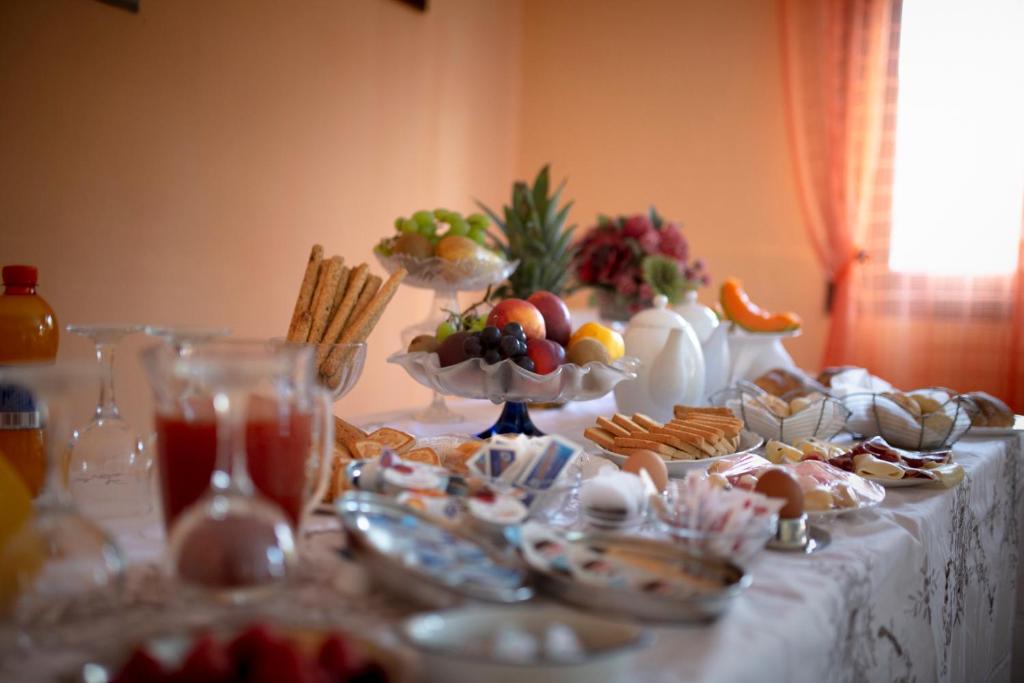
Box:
[0, 265, 59, 496]
[139, 339, 333, 532]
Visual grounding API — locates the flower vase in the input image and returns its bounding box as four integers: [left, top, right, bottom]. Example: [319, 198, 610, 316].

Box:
[594, 290, 632, 324]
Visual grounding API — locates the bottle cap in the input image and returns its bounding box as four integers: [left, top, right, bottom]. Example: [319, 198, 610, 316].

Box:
[2, 265, 38, 287]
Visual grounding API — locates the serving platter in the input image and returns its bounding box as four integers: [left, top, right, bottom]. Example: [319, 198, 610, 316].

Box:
[805, 498, 883, 519]
[337, 492, 533, 606]
[965, 415, 1024, 437]
[594, 430, 764, 477]
[520, 524, 750, 623]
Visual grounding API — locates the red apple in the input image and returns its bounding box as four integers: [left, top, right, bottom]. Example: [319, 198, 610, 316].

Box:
[487, 299, 546, 340]
[526, 338, 565, 375]
[527, 291, 572, 347]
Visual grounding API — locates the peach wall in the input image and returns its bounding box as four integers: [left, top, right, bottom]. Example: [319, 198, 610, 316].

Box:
[0, 0, 523, 426]
[518, 0, 826, 370]
[0, 0, 826, 429]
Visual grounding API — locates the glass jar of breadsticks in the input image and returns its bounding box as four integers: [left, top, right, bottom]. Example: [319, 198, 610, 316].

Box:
[283, 244, 406, 399]
[710, 382, 850, 444]
[842, 387, 976, 450]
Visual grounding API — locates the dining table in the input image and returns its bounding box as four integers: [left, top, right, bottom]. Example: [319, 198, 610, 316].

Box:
[1, 394, 1021, 683]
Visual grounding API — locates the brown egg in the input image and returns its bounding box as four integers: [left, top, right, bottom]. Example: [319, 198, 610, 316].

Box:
[622, 450, 669, 492]
[754, 468, 804, 519]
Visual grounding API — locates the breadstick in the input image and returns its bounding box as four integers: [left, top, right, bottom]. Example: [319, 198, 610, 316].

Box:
[349, 274, 382, 326]
[322, 268, 406, 386]
[317, 264, 369, 364]
[286, 244, 323, 341]
[307, 256, 344, 343]
[332, 265, 350, 312]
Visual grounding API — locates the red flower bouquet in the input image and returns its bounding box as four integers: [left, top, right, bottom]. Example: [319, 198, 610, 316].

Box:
[574, 208, 708, 318]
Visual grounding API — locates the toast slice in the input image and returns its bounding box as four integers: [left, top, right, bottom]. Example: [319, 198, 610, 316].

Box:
[613, 436, 687, 460]
[674, 405, 735, 419]
[611, 413, 648, 434]
[596, 416, 631, 438]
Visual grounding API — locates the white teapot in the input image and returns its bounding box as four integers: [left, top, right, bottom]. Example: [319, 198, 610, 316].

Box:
[613, 295, 705, 422]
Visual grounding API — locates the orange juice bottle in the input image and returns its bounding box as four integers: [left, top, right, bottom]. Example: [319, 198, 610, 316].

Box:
[0, 265, 59, 495]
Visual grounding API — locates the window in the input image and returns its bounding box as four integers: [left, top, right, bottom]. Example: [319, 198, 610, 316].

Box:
[888, 0, 1024, 276]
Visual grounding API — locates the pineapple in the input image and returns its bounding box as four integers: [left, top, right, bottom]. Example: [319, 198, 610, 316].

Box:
[478, 165, 577, 299]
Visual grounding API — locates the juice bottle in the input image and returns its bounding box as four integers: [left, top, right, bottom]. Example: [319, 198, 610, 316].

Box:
[0, 265, 59, 495]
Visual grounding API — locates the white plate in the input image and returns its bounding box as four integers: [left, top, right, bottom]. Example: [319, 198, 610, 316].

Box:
[861, 476, 927, 488]
[965, 415, 1024, 437]
[806, 498, 883, 519]
[594, 430, 764, 477]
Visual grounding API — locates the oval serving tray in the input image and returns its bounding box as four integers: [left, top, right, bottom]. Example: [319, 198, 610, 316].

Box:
[337, 492, 533, 607]
[519, 523, 750, 623]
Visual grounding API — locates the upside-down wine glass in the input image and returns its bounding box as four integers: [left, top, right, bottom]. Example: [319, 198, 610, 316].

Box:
[64, 324, 150, 519]
[143, 341, 328, 603]
[0, 363, 124, 639]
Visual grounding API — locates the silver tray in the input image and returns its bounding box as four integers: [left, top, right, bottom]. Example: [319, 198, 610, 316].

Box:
[337, 492, 533, 607]
[523, 529, 750, 623]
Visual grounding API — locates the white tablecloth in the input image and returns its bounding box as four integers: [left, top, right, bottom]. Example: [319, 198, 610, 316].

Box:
[2, 396, 1021, 682]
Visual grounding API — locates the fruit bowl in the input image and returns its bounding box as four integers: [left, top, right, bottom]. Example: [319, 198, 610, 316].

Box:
[388, 351, 640, 437]
[375, 252, 518, 292]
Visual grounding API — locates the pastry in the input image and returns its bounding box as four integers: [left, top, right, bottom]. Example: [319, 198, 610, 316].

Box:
[909, 393, 943, 414]
[966, 391, 1015, 428]
[881, 391, 921, 417]
[585, 407, 744, 461]
[752, 368, 810, 397]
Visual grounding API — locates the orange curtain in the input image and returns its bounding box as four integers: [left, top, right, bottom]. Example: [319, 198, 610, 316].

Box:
[779, 0, 1024, 411]
[778, 0, 896, 366]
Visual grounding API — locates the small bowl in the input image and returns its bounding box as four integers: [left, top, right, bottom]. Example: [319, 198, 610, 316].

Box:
[652, 504, 778, 564]
[399, 604, 650, 683]
[375, 250, 519, 291]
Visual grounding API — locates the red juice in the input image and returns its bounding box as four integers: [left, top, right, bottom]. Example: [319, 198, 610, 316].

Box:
[155, 396, 313, 530]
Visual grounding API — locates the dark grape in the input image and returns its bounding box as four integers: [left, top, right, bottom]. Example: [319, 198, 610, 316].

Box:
[463, 335, 483, 357]
[499, 335, 521, 358]
[483, 349, 501, 365]
[480, 326, 501, 348]
[515, 356, 536, 372]
[515, 339, 528, 357]
[503, 322, 526, 341]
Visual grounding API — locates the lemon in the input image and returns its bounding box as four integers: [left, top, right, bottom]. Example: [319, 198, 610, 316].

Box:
[0, 454, 41, 615]
[569, 322, 625, 361]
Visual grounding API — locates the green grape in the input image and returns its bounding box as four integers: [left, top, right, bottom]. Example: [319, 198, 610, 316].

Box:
[394, 216, 405, 230]
[433, 208, 450, 220]
[436, 320, 457, 342]
[400, 218, 419, 234]
[469, 315, 486, 332]
[418, 221, 437, 237]
[467, 213, 489, 228]
[468, 227, 487, 245]
[413, 210, 435, 227]
[447, 217, 470, 237]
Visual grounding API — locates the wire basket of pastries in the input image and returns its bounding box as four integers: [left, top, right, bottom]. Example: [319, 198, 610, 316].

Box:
[842, 387, 975, 450]
[709, 382, 850, 444]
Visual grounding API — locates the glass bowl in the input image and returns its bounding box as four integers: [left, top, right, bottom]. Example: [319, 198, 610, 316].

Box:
[651, 497, 778, 565]
[375, 251, 518, 291]
[843, 387, 975, 450]
[388, 352, 640, 405]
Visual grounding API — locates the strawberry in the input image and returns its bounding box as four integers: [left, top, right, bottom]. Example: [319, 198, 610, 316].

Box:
[317, 633, 357, 678]
[111, 647, 166, 683]
[177, 634, 232, 683]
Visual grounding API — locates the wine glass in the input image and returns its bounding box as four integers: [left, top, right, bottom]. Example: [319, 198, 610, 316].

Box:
[64, 323, 150, 519]
[0, 363, 124, 635]
[143, 341, 324, 603]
